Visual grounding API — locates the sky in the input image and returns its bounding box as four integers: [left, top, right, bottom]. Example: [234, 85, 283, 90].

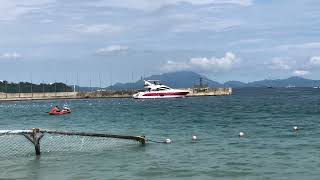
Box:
[1, 0, 320, 86]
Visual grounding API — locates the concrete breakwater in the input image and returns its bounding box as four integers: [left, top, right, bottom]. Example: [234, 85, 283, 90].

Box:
[184, 88, 232, 97]
[0, 92, 78, 101]
[0, 88, 232, 101]
[77, 91, 134, 98]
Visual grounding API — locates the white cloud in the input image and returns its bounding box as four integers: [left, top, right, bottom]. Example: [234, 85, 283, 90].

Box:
[161, 60, 192, 72]
[162, 52, 239, 72]
[229, 38, 266, 46]
[0, 52, 22, 60]
[90, 0, 253, 11]
[309, 56, 320, 65]
[72, 24, 123, 34]
[267, 57, 293, 70]
[0, 0, 253, 22]
[244, 42, 320, 53]
[293, 70, 310, 76]
[39, 19, 53, 23]
[172, 19, 241, 33]
[169, 0, 252, 6]
[307, 56, 320, 70]
[0, 0, 253, 21]
[276, 42, 320, 51]
[0, 0, 54, 21]
[190, 52, 238, 70]
[96, 45, 129, 54]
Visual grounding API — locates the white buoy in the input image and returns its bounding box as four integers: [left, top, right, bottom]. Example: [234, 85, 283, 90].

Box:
[192, 135, 197, 140]
[165, 138, 172, 144]
[293, 126, 299, 131]
[239, 132, 245, 137]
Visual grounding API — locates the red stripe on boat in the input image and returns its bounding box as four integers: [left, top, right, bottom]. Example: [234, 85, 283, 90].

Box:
[143, 92, 188, 96]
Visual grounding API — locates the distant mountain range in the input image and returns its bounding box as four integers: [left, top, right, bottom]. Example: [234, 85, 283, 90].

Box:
[77, 71, 320, 91]
[107, 71, 221, 90]
[244, 77, 320, 88]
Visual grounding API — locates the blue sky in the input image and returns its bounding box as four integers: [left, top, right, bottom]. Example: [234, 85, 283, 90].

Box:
[1, 0, 320, 86]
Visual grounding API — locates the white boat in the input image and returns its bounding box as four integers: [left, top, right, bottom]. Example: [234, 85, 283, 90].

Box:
[133, 80, 189, 99]
[285, 84, 295, 88]
[313, 86, 320, 89]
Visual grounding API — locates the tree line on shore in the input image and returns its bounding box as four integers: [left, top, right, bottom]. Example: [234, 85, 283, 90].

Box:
[0, 81, 72, 93]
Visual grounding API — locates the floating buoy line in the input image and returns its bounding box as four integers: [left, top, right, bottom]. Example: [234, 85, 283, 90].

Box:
[147, 139, 172, 144]
[192, 135, 197, 140]
[239, 132, 245, 137]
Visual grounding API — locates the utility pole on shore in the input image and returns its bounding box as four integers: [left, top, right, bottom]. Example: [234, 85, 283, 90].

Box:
[5, 81, 7, 99]
[42, 81, 45, 93]
[30, 73, 33, 98]
[54, 80, 57, 97]
[18, 82, 21, 98]
[99, 73, 102, 90]
[42, 80, 45, 97]
[89, 73, 92, 92]
[76, 72, 79, 92]
[110, 71, 113, 91]
[131, 72, 134, 91]
[99, 72, 102, 95]
[65, 74, 68, 96]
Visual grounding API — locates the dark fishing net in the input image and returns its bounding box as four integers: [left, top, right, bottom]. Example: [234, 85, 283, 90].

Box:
[40, 134, 140, 152]
[0, 134, 34, 156]
[0, 130, 145, 157]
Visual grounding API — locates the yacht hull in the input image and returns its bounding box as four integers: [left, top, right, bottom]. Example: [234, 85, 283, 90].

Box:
[133, 91, 189, 99]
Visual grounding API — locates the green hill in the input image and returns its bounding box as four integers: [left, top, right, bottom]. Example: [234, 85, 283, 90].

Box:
[0, 81, 72, 93]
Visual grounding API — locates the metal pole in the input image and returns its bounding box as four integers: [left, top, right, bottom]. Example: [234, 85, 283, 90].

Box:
[110, 71, 113, 91]
[30, 73, 33, 98]
[42, 81, 45, 97]
[55, 80, 57, 97]
[65, 74, 68, 96]
[22, 128, 44, 156]
[76, 72, 79, 92]
[18, 82, 21, 98]
[90, 74, 92, 92]
[99, 73, 101, 91]
[131, 72, 133, 91]
[5, 81, 7, 99]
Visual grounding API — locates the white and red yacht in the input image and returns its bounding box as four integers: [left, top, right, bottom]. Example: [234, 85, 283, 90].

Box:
[133, 80, 189, 99]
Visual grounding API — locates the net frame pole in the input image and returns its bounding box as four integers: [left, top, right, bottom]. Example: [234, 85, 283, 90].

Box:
[22, 128, 44, 155]
[40, 130, 147, 144]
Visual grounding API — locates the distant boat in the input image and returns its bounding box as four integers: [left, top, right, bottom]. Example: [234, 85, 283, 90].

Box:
[286, 84, 295, 88]
[312, 80, 319, 88]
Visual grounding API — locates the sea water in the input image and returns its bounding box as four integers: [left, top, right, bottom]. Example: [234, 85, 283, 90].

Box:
[0, 88, 320, 180]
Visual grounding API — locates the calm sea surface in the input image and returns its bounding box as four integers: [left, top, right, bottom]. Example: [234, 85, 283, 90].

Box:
[1, 88, 320, 180]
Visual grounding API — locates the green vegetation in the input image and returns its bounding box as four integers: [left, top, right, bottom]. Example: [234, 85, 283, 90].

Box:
[0, 81, 72, 93]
